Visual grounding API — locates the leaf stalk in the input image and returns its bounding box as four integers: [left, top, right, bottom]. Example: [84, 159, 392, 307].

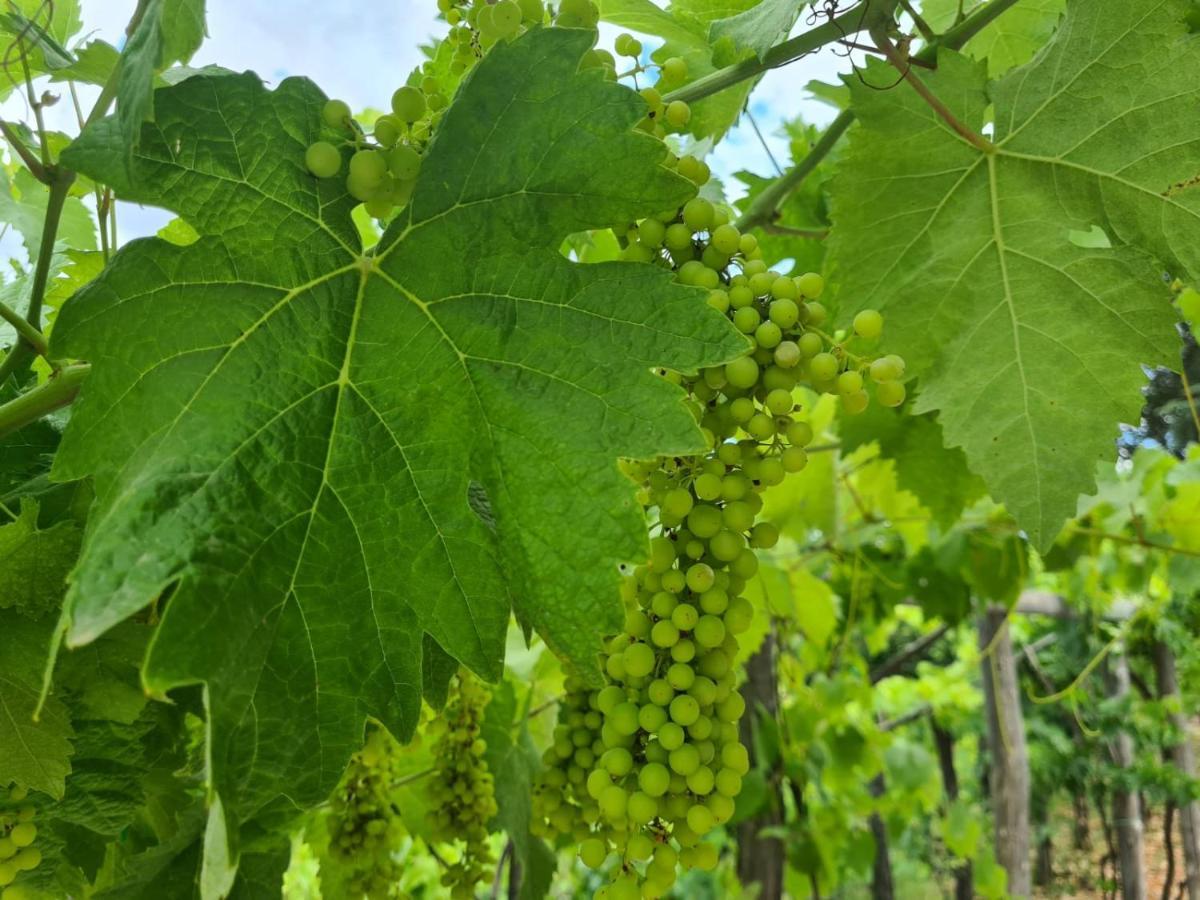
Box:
[0, 362, 89, 438]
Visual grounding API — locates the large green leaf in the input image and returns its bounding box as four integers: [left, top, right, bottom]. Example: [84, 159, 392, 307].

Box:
[0, 498, 81, 619]
[838, 403, 984, 528]
[829, 0, 1198, 547]
[0, 614, 73, 798]
[482, 681, 556, 900]
[117, 0, 208, 148]
[51, 26, 744, 851]
[709, 0, 806, 60]
[921, 0, 1065, 74]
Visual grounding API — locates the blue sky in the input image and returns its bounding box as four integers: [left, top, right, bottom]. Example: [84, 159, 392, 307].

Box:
[2, 0, 853, 256]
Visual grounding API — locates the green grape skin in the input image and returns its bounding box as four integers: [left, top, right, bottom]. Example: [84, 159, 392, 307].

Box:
[580, 837, 608, 869]
[638, 762, 670, 797]
[387, 144, 421, 180]
[853, 308, 884, 339]
[305, 141, 341, 178]
[321, 99, 352, 129]
[661, 56, 687, 83]
[877, 380, 906, 407]
[391, 86, 427, 122]
[665, 100, 691, 129]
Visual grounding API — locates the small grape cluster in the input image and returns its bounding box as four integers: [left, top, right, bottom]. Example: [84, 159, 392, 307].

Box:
[425, 673, 499, 900]
[302, 8, 701, 223]
[0, 785, 41, 891]
[323, 727, 407, 898]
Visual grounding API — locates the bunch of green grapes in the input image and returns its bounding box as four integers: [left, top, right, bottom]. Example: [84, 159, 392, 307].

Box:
[307, 0, 639, 221]
[425, 673, 499, 900]
[0, 785, 41, 892]
[531, 156, 906, 896]
[323, 727, 407, 898]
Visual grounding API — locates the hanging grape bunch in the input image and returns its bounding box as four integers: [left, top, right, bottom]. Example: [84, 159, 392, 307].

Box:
[322, 727, 407, 898]
[529, 37, 907, 898]
[425, 672, 499, 900]
[0, 785, 41, 892]
[302, 0, 642, 221]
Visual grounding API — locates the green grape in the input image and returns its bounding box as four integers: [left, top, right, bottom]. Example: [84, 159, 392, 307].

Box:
[0, 840, 12, 861]
[581, 837, 608, 868]
[665, 100, 691, 129]
[877, 380, 906, 407]
[321, 99, 352, 129]
[809, 352, 838, 382]
[638, 763, 670, 797]
[853, 308, 883, 339]
[842, 389, 869, 414]
[724, 356, 759, 389]
[628, 791, 658, 824]
[305, 141, 341, 178]
[796, 271, 824, 298]
[623, 641, 656, 678]
[492, 0, 523, 32]
[391, 85, 427, 122]
[661, 56, 687, 83]
[837, 370, 864, 395]
[11, 848, 38, 872]
[387, 144, 421, 180]
[373, 114, 402, 148]
[519, 0, 544, 20]
[6, 827, 32, 850]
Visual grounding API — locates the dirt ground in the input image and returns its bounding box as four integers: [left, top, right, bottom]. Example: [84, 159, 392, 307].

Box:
[1033, 805, 1186, 899]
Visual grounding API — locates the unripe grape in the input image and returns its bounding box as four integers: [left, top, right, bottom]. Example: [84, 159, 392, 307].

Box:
[305, 141, 341, 178]
[322, 99, 352, 129]
[669, 694, 701, 726]
[809, 352, 838, 381]
[638, 762, 670, 797]
[8, 825, 34, 848]
[796, 271, 824, 298]
[877, 380, 906, 407]
[665, 100, 691, 129]
[842, 389, 869, 414]
[661, 56, 687, 83]
[837, 370, 864, 395]
[724, 356, 759, 389]
[853, 308, 884, 339]
[387, 144, 421, 180]
[580, 837, 608, 868]
[711, 223, 741, 255]
[391, 86, 426, 122]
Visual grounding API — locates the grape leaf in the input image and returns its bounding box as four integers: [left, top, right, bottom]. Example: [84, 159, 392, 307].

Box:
[0, 498, 81, 619]
[0, 614, 74, 797]
[117, 0, 208, 148]
[0, 167, 98, 262]
[709, 0, 806, 60]
[829, 0, 1199, 548]
[482, 681, 556, 900]
[920, 0, 1065, 74]
[838, 403, 984, 527]
[49, 39, 121, 88]
[0, 0, 82, 98]
[51, 25, 745, 856]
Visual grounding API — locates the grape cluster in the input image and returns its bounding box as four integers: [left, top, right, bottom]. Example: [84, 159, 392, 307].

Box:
[529, 148, 906, 896]
[425, 673, 499, 900]
[302, 6, 702, 224]
[0, 785, 40, 891]
[323, 728, 407, 898]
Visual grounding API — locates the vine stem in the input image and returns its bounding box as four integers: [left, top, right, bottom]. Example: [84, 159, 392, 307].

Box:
[0, 118, 48, 182]
[870, 25, 994, 153]
[0, 167, 75, 384]
[0, 298, 48, 358]
[736, 111, 853, 230]
[661, 1, 899, 106]
[0, 363, 89, 438]
[734, 0, 1022, 230]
